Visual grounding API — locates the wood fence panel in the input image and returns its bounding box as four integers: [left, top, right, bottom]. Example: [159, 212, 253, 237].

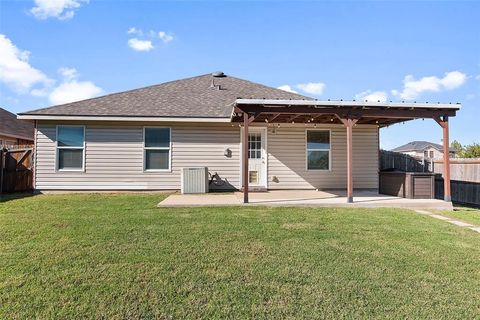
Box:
[379, 150, 429, 172]
[435, 175, 480, 207]
[0, 147, 34, 193]
[433, 158, 480, 182]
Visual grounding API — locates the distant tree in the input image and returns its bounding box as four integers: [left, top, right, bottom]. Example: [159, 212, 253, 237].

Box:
[450, 140, 464, 157]
[462, 143, 480, 158]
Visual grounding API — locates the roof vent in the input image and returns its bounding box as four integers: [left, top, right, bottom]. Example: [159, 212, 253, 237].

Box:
[212, 71, 225, 77]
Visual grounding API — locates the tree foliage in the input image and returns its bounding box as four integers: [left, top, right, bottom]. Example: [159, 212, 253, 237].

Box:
[450, 140, 480, 158]
[462, 143, 480, 158]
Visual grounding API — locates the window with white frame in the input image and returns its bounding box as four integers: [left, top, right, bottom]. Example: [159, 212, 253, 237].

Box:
[306, 130, 330, 170]
[144, 127, 171, 171]
[56, 126, 85, 171]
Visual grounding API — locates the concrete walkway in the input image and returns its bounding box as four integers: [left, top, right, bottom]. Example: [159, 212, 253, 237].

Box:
[415, 210, 480, 234]
[158, 190, 453, 210]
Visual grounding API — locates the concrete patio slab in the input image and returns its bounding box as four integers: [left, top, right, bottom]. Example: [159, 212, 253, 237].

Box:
[158, 190, 453, 210]
[158, 193, 240, 207]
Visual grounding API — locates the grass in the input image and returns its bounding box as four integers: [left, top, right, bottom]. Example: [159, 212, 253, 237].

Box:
[441, 206, 480, 226]
[1, 193, 479, 319]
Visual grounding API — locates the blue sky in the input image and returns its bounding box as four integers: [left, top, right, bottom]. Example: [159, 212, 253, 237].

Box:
[0, 1, 479, 149]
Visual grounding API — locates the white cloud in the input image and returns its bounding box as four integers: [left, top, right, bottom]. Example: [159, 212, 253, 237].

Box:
[439, 71, 467, 89]
[127, 27, 140, 35]
[392, 71, 467, 100]
[0, 34, 52, 93]
[158, 31, 174, 43]
[128, 38, 154, 52]
[126, 28, 173, 51]
[296, 82, 325, 95]
[30, 0, 88, 20]
[475, 74, 480, 80]
[48, 67, 102, 104]
[277, 85, 297, 93]
[355, 90, 388, 102]
[58, 67, 77, 80]
[31, 88, 50, 97]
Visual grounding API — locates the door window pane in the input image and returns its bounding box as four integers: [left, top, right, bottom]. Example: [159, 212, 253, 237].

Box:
[248, 133, 262, 159]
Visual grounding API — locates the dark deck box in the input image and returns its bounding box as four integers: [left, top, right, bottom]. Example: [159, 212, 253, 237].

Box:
[379, 171, 435, 199]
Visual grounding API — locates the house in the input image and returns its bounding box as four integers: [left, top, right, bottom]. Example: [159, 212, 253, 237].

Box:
[391, 141, 456, 159]
[0, 107, 34, 146]
[18, 72, 460, 202]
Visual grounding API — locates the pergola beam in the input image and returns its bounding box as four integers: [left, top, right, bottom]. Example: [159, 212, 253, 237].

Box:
[285, 114, 304, 123]
[268, 113, 281, 122]
[242, 112, 255, 203]
[234, 105, 457, 120]
[335, 114, 359, 203]
[434, 116, 452, 202]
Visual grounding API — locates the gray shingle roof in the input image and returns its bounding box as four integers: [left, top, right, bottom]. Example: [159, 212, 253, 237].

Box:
[0, 108, 34, 140]
[20, 73, 311, 118]
[391, 141, 455, 152]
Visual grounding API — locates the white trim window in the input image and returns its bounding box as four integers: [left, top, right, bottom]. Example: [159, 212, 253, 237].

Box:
[306, 129, 331, 170]
[56, 125, 85, 171]
[143, 127, 171, 171]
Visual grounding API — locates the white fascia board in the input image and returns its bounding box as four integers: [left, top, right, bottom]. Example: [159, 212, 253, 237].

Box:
[17, 115, 232, 122]
[235, 99, 461, 110]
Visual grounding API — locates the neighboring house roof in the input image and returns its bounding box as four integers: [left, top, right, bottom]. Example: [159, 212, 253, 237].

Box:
[0, 108, 34, 141]
[19, 73, 311, 119]
[391, 141, 455, 153]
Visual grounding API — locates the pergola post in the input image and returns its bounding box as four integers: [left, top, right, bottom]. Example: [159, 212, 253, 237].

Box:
[337, 116, 358, 203]
[243, 112, 249, 203]
[435, 116, 452, 202]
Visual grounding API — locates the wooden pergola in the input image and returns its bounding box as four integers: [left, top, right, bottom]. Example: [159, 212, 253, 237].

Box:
[232, 99, 461, 203]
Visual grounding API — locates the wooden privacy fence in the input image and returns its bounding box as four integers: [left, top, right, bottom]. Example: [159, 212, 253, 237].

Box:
[435, 175, 480, 208]
[379, 150, 480, 206]
[379, 150, 432, 172]
[433, 158, 480, 183]
[0, 146, 34, 193]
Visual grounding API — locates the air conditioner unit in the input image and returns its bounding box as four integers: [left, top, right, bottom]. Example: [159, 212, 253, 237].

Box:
[181, 167, 209, 194]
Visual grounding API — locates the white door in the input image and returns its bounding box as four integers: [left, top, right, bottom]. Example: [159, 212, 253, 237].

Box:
[247, 129, 267, 189]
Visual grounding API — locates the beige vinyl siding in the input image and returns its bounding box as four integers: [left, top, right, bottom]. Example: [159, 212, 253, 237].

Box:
[266, 125, 378, 189]
[35, 121, 379, 191]
[35, 122, 241, 190]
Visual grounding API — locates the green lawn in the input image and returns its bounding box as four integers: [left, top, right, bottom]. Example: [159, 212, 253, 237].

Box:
[441, 207, 480, 226]
[1, 194, 479, 319]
